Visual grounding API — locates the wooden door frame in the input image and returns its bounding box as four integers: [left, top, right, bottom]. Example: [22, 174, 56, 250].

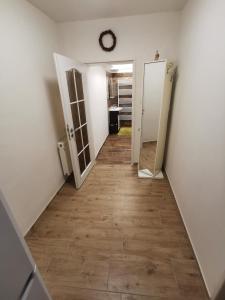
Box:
[85, 59, 136, 165]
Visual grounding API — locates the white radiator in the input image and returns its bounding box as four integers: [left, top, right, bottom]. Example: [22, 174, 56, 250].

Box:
[57, 137, 73, 177]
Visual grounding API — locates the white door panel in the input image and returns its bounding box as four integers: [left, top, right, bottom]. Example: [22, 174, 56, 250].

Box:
[21, 273, 51, 300]
[0, 190, 35, 300]
[54, 53, 95, 188]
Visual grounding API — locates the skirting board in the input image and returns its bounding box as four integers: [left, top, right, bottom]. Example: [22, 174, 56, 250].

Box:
[165, 169, 211, 299]
[23, 178, 65, 237]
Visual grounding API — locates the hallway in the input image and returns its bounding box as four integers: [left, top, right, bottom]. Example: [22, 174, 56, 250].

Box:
[97, 135, 132, 164]
[26, 138, 208, 300]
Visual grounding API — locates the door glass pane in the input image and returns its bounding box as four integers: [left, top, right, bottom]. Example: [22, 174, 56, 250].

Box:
[82, 125, 88, 147]
[79, 101, 86, 125]
[75, 129, 83, 153]
[85, 146, 91, 166]
[78, 152, 85, 174]
[71, 103, 80, 129]
[66, 70, 77, 102]
[68, 68, 90, 177]
[75, 70, 84, 100]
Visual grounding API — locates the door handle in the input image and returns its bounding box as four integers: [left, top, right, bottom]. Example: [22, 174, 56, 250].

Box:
[66, 124, 74, 140]
[70, 128, 74, 138]
[66, 124, 71, 140]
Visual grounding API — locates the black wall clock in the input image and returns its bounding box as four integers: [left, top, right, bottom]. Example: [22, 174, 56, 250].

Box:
[99, 30, 117, 52]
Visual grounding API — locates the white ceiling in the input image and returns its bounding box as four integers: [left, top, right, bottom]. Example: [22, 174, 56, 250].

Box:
[27, 0, 188, 22]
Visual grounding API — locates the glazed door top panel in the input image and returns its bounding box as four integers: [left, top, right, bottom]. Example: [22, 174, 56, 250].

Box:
[66, 70, 77, 103]
[66, 68, 91, 176]
[75, 70, 84, 100]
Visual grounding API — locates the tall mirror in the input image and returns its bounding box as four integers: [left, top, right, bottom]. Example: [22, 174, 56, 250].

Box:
[138, 60, 175, 179]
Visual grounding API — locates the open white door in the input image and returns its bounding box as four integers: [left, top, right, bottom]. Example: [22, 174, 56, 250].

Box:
[54, 53, 95, 188]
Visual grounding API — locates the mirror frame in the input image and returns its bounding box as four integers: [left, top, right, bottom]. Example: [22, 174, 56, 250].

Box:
[138, 59, 175, 179]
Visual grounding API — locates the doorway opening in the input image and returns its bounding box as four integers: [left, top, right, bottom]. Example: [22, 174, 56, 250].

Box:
[55, 54, 135, 189]
[87, 61, 134, 165]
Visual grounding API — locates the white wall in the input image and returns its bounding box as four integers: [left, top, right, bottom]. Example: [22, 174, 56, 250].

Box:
[86, 65, 109, 157]
[0, 0, 65, 235]
[142, 62, 165, 142]
[58, 12, 181, 162]
[165, 0, 225, 297]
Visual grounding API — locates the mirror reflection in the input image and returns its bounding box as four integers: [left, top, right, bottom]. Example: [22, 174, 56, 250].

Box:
[139, 61, 166, 178]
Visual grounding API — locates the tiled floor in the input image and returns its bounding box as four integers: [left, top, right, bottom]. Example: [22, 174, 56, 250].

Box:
[26, 137, 208, 300]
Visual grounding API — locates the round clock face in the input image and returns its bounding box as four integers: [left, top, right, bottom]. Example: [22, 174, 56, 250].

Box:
[99, 30, 117, 52]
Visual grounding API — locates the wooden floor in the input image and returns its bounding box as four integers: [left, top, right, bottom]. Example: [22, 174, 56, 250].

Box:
[97, 135, 131, 164]
[26, 136, 208, 300]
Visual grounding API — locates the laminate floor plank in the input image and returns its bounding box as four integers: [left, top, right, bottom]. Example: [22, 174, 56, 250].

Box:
[26, 136, 208, 300]
[97, 135, 131, 164]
